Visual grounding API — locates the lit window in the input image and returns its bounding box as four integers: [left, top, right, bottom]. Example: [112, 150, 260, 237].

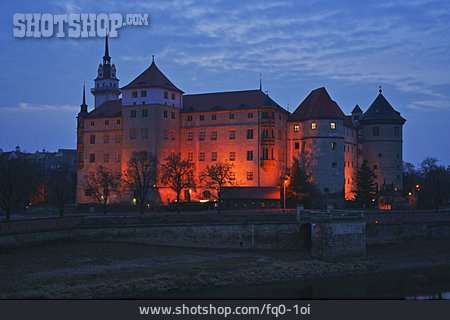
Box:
[294, 125, 299, 132]
[311, 122, 317, 130]
[331, 122, 336, 130]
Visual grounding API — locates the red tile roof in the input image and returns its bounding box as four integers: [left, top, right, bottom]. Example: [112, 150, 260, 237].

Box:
[121, 61, 183, 92]
[288, 87, 345, 122]
[182, 89, 287, 113]
[85, 99, 122, 119]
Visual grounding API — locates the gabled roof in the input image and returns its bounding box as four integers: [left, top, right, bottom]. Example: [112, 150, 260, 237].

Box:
[359, 93, 406, 124]
[288, 87, 345, 122]
[351, 104, 363, 114]
[182, 89, 288, 113]
[85, 99, 122, 119]
[121, 61, 183, 93]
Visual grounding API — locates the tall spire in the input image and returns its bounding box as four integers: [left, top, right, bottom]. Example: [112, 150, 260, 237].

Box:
[259, 74, 262, 91]
[103, 31, 110, 65]
[80, 82, 88, 114]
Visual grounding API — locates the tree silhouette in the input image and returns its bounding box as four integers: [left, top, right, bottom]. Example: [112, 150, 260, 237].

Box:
[160, 153, 195, 213]
[353, 160, 377, 208]
[47, 165, 76, 216]
[123, 151, 157, 214]
[199, 161, 235, 212]
[285, 157, 320, 208]
[84, 165, 121, 215]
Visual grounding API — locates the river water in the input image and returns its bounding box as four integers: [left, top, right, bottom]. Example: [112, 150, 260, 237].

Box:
[157, 267, 450, 299]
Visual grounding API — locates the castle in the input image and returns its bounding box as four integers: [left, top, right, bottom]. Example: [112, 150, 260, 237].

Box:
[76, 37, 406, 207]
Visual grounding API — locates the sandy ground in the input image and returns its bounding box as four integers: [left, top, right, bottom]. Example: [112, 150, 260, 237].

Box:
[1, 239, 450, 299]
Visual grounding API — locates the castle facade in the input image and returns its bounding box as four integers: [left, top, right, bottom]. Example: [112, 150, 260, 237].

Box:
[76, 38, 406, 207]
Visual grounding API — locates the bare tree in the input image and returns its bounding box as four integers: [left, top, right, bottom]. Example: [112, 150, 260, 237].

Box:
[123, 151, 157, 214]
[84, 165, 121, 215]
[199, 161, 235, 212]
[0, 155, 39, 220]
[160, 153, 195, 212]
[47, 165, 76, 216]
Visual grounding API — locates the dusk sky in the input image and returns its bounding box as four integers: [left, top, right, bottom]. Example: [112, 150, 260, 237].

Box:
[0, 0, 449, 166]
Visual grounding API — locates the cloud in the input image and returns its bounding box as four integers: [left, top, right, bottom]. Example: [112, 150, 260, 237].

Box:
[1, 103, 78, 113]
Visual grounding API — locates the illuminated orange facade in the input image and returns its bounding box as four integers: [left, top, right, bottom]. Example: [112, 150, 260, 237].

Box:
[76, 40, 406, 205]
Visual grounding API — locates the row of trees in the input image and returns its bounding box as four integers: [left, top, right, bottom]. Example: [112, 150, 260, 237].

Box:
[83, 152, 236, 215]
[0, 154, 76, 220]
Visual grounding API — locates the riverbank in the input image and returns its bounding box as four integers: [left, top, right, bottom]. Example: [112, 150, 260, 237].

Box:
[1, 239, 450, 299]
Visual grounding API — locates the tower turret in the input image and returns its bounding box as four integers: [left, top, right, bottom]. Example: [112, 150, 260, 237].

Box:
[91, 34, 120, 108]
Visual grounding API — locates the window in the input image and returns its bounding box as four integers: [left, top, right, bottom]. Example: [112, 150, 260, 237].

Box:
[115, 134, 122, 144]
[394, 127, 400, 137]
[116, 154, 121, 162]
[330, 122, 336, 130]
[262, 148, 269, 160]
[142, 109, 148, 117]
[132, 91, 138, 98]
[90, 121, 95, 126]
[247, 129, 253, 139]
[229, 130, 236, 140]
[103, 134, 110, 144]
[230, 172, 236, 180]
[211, 131, 217, 140]
[247, 172, 254, 181]
[294, 125, 299, 132]
[187, 115, 193, 121]
[89, 153, 95, 163]
[141, 128, 148, 139]
[229, 113, 235, 120]
[170, 130, 175, 140]
[164, 91, 168, 99]
[311, 122, 317, 130]
[103, 154, 109, 163]
[104, 120, 109, 125]
[199, 152, 205, 161]
[331, 142, 336, 150]
[141, 90, 147, 97]
[332, 162, 337, 168]
[229, 152, 235, 161]
[90, 135, 95, 144]
[212, 114, 217, 120]
[171, 111, 175, 119]
[164, 130, 168, 140]
[130, 129, 136, 140]
[199, 131, 205, 140]
[199, 115, 205, 121]
[131, 110, 136, 118]
[187, 131, 193, 141]
[116, 119, 121, 125]
[373, 127, 380, 136]
[163, 110, 168, 118]
[295, 142, 300, 150]
[247, 151, 253, 161]
[187, 152, 193, 161]
[211, 152, 217, 161]
[171, 92, 176, 100]
[248, 112, 253, 119]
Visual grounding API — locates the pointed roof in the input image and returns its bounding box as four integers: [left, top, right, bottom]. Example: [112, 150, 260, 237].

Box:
[351, 104, 363, 114]
[182, 89, 287, 113]
[79, 83, 88, 116]
[121, 61, 183, 93]
[359, 93, 406, 124]
[288, 87, 345, 122]
[104, 33, 110, 59]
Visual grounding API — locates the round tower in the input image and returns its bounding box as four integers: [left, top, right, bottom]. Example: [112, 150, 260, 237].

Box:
[359, 89, 406, 192]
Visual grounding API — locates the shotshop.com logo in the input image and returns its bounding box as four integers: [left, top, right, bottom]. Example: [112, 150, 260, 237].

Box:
[13, 13, 149, 38]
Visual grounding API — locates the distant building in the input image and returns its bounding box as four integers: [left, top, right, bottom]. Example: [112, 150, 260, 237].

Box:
[76, 37, 406, 206]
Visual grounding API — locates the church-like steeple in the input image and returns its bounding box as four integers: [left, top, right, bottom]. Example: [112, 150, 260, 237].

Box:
[91, 34, 120, 108]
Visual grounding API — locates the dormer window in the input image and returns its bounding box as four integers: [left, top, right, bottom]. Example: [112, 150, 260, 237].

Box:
[132, 91, 138, 98]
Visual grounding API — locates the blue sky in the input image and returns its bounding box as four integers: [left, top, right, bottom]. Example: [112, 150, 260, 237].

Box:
[0, 0, 449, 166]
